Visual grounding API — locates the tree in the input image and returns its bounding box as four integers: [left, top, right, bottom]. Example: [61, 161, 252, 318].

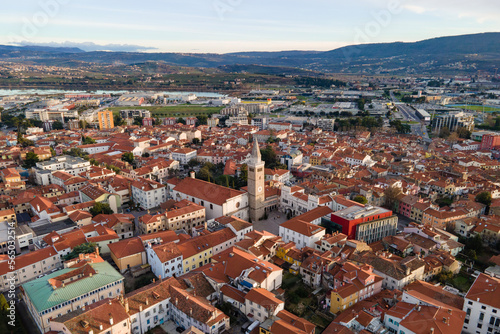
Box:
[133, 116, 144, 126]
[353, 195, 368, 205]
[19, 138, 35, 147]
[389, 120, 411, 134]
[89, 202, 113, 217]
[436, 196, 454, 208]
[439, 127, 451, 138]
[448, 132, 459, 144]
[23, 152, 39, 168]
[436, 271, 453, 284]
[114, 114, 126, 126]
[197, 165, 213, 182]
[384, 186, 402, 210]
[50, 146, 56, 156]
[177, 117, 186, 125]
[142, 152, 150, 158]
[192, 138, 201, 145]
[82, 136, 96, 145]
[456, 127, 471, 139]
[260, 146, 287, 169]
[64, 148, 89, 159]
[122, 152, 135, 164]
[52, 121, 64, 130]
[196, 115, 208, 125]
[79, 120, 88, 129]
[476, 191, 492, 207]
[64, 242, 100, 260]
[187, 159, 200, 167]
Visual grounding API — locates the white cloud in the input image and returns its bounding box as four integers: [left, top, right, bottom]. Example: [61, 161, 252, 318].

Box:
[403, 5, 427, 14]
[400, 0, 500, 23]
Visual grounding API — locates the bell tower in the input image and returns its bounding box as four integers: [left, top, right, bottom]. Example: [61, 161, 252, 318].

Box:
[248, 137, 265, 222]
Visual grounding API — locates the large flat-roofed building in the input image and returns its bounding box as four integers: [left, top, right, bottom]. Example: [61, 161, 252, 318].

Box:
[35, 155, 91, 185]
[416, 108, 431, 122]
[22, 254, 124, 333]
[97, 110, 114, 130]
[431, 111, 474, 133]
[331, 205, 397, 243]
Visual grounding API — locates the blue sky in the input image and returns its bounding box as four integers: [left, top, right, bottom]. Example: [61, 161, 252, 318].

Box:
[1, 0, 499, 53]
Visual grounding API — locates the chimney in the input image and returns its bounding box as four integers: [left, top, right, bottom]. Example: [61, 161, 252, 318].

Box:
[175, 298, 178, 306]
[108, 300, 112, 305]
[99, 324, 103, 330]
[124, 298, 129, 313]
[190, 171, 195, 179]
[448, 309, 452, 315]
[152, 278, 155, 283]
[109, 314, 113, 325]
[139, 305, 142, 312]
[430, 328, 434, 334]
[146, 297, 149, 306]
[190, 308, 193, 317]
[159, 275, 162, 282]
[95, 246, 99, 256]
[79, 253, 84, 260]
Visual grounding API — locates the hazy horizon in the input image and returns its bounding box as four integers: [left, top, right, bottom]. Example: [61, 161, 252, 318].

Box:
[2, 0, 500, 53]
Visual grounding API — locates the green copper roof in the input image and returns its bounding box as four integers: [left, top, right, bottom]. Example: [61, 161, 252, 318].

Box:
[22, 261, 123, 312]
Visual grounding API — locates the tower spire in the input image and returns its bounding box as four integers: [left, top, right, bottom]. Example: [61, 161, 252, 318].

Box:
[251, 137, 261, 164]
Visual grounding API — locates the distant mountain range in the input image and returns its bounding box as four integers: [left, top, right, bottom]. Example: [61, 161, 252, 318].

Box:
[1, 33, 499, 75]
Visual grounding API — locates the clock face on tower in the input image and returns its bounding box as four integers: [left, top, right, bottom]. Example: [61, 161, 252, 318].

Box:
[258, 186, 263, 193]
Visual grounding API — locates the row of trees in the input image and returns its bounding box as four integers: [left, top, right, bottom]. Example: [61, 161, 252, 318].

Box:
[336, 116, 384, 132]
[389, 120, 411, 134]
[114, 113, 209, 127]
[438, 126, 471, 140]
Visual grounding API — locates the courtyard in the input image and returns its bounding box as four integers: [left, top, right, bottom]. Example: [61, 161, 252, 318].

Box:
[252, 209, 288, 235]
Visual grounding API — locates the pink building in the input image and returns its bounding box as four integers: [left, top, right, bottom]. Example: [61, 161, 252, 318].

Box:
[163, 117, 177, 125]
[142, 117, 154, 126]
[398, 195, 422, 218]
[185, 117, 197, 126]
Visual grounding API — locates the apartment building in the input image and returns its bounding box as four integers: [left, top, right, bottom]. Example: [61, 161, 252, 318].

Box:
[0, 246, 61, 292]
[35, 155, 91, 185]
[463, 274, 500, 334]
[327, 262, 383, 314]
[147, 242, 183, 279]
[50, 298, 131, 334]
[139, 200, 205, 234]
[209, 247, 283, 292]
[384, 302, 465, 334]
[179, 228, 237, 274]
[171, 148, 197, 165]
[169, 285, 230, 334]
[22, 255, 124, 333]
[98, 110, 114, 130]
[279, 219, 326, 250]
[131, 178, 168, 209]
[244, 288, 285, 323]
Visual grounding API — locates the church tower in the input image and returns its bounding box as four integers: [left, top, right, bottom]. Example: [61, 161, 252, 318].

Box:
[248, 137, 265, 222]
